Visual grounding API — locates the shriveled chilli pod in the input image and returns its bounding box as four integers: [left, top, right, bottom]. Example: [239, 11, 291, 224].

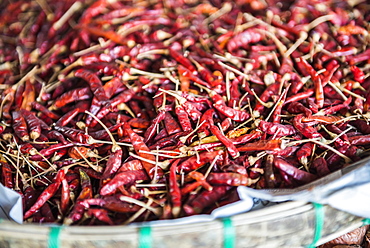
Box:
[0, 0, 369, 226]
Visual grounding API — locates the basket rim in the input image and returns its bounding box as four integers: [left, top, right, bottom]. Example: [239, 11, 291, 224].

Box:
[0, 200, 366, 248]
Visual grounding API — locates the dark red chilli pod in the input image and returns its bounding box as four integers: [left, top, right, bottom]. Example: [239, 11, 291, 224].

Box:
[206, 172, 253, 186]
[226, 28, 264, 52]
[210, 91, 250, 122]
[86, 208, 114, 225]
[118, 160, 143, 173]
[285, 89, 315, 105]
[311, 157, 331, 177]
[89, 88, 136, 127]
[101, 148, 123, 182]
[184, 186, 230, 215]
[60, 178, 70, 214]
[31, 102, 61, 120]
[52, 126, 91, 144]
[296, 57, 324, 109]
[52, 87, 93, 109]
[264, 155, 278, 188]
[55, 108, 81, 127]
[23, 184, 39, 211]
[20, 109, 50, 140]
[143, 110, 166, 143]
[149, 131, 188, 150]
[174, 103, 192, 132]
[178, 150, 225, 172]
[100, 197, 142, 213]
[29, 143, 75, 161]
[258, 120, 297, 137]
[74, 69, 109, 102]
[1, 156, 14, 189]
[293, 114, 323, 139]
[351, 65, 366, 84]
[351, 120, 370, 134]
[100, 170, 149, 196]
[44, 130, 68, 144]
[128, 118, 151, 129]
[163, 112, 182, 135]
[348, 134, 370, 146]
[24, 170, 65, 219]
[274, 157, 317, 184]
[209, 124, 240, 159]
[76, 170, 93, 201]
[124, 122, 164, 180]
[12, 111, 30, 141]
[168, 159, 181, 217]
[296, 142, 315, 166]
[168, 48, 197, 74]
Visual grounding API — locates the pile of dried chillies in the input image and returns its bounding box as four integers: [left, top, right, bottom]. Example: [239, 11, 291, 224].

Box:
[0, 0, 369, 225]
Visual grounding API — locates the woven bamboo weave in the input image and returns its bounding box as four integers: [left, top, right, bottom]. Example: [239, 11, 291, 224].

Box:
[0, 201, 365, 248]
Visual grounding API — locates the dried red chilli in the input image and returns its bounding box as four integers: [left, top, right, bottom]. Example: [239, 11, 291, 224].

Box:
[24, 170, 65, 219]
[53, 126, 91, 144]
[118, 160, 143, 172]
[293, 114, 323, 139]
[31, 102, 61, 120]
[55, 100, 90, 127]
[88, 88, 136, 127]
[311, 157, 331, 177]
[60, 178, 70, 214]
[183, 186, 230, 215]
[181, 171, 211, 194]
[258, 120, 296, 137]
[274, 157, 317, 185]
[0, 155, 13, 189]
[20, 109, 50, 140]
[52, 87, 93, 109]
[206, 172, 254, 186]
[0, 0, 369, 226]
[29, 143, 75, 161]
[100, 170, 148, 196]
[237, 140, 282, 153]
[163, 112, 182, 135]
[210, 90, 250, 122]
[143, 110, 166, 143]
[297, 57, 325, 109]
[264, 155, 278, 188]
[101, 148, 123, 183]
[178, 150, 225, 172]
[12, 111, 30, 141]
[168, 159, 181, 217]
[74, 69, 109, 102]
[124, 122, 164, 180]
[174, 103, 192, 132]
[148, 131, 188, 150]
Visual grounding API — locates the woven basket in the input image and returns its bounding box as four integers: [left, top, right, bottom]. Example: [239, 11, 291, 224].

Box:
[0, 201, 366, 248]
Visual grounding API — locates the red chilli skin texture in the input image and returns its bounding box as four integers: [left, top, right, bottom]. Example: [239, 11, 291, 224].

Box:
[0, 0, 368, 225]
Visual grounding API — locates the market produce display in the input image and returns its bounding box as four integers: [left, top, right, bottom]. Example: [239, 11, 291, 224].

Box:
[0, 0, 369, 225]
